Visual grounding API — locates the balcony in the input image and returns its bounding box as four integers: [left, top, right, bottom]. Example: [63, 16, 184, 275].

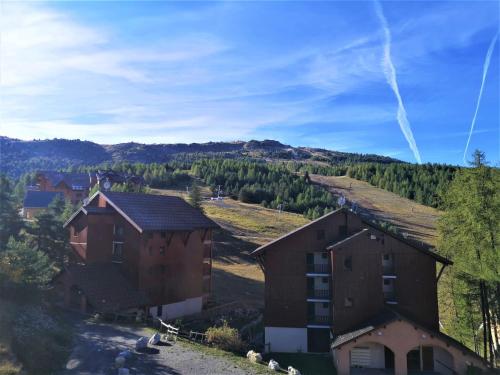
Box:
[384, 291, 397, 304]
[307, 289, 331, 299]
[307, 314, 332, 326]
[306, 263, 331, 274]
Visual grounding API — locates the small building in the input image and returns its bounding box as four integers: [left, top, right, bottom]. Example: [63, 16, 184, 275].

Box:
[59, 191, 218, 320]
[22, 190, 64, 219]
[36, 171, 95, 204]
[252, 208, 488, 374]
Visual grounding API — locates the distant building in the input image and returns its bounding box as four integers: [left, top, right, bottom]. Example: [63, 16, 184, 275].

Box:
[58, 191, 218, 320]
[22, 190, 64, 219]
[36, 170, 143, 205]
[36, 171, 95, 204]
[252, 208, 488, 374]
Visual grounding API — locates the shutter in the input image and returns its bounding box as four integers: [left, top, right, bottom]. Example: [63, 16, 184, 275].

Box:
[351, 347, 371, 367]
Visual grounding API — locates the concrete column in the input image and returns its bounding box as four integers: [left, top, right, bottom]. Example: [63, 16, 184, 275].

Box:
[334, 348, 350, 375]
[394, 350, 407, 375]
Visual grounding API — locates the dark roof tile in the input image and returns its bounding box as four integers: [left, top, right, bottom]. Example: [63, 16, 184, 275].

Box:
[101, 191, 218, 232]
[23, 190, 64, 208]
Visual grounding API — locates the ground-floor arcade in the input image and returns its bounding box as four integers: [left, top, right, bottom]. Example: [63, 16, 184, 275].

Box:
[332, 318, 488, 375]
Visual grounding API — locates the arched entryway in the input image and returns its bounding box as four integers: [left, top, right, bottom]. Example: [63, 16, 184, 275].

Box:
[407, 345, 454, 375]
[350, 342, 395, 374]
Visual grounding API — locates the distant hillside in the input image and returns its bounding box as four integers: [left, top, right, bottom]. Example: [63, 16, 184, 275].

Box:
[0, 136, 400, 177]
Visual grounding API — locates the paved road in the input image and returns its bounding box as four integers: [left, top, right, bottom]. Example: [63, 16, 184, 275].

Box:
[61, 320, 255, 375]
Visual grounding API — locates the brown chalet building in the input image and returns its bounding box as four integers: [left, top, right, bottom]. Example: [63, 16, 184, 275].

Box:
[252, 208, 488, 375]
[59, 191, 218, 320]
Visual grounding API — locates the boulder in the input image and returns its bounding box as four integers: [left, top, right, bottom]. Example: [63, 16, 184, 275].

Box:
[246, 350, 262, 363]
[148, 332, 161, 345]
[135, 336, 148, 350]
[288, 366, 301, 375]
[268, 359, 280, 371]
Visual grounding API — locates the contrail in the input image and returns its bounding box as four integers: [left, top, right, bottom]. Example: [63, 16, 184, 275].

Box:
[374, 1, 422, 164]
[463, 32, 498, 164]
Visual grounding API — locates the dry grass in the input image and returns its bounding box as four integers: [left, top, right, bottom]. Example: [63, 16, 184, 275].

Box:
[311, 174, 441, 245]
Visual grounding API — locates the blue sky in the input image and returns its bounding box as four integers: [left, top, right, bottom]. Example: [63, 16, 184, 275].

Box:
[0, 1, 498, 165]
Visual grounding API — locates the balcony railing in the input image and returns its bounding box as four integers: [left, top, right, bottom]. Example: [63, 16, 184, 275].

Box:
[306, 263, 330, 274]
[307, 289, 331, 299]
[307, 315, 332, 326]
[384, 291, 396, 302]
[112, 253, 123, 263]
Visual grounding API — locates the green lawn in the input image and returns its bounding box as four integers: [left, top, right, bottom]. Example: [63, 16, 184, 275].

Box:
[264, 352, 337, 375]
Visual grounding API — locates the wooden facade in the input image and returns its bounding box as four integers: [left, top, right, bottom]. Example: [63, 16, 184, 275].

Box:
[63, 191, 217, 318]
[253, 208, 450, 353]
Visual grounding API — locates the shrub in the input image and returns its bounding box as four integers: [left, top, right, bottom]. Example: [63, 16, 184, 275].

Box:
[11, 307, 72, 374]
[206, 320, 246, 353]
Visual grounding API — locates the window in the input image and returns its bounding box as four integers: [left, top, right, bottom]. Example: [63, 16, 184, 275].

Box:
[343, 255, 352, 271]
[322, 277, 329, 283]
[159, 246, 166, 255]
[383, 279, 391, 285]
[148, 246, 153, 256]
[383, 254, 390, 261]
[344, 297, 353, 307]
[114, 225, 124, 237]
[317, 229, 325, 240]
[160, 231, 166, 238]
[321, 252, 328, 259]
[322, 302, 329, 308]
[160, 265, 166, 274]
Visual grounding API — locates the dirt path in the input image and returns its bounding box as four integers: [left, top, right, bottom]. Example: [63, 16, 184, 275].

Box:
[61, 320, 257, 375]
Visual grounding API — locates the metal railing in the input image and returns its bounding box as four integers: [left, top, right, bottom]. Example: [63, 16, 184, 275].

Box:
[307, 289, 331, 299]
[307, 315, 332, 325]
[306, 263, 330, 274]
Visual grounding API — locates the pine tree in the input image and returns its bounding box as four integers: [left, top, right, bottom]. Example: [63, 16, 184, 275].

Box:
[438, 150, 499, 365]
[0, 176, 24, 246]
[188, 179, 203, 212]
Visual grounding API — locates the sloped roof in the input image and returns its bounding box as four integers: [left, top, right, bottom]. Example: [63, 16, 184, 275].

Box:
[65, 263, 150, 312]
[37, 171, 91, 189]
[64, 191, 219, 232]
[251, 208, 451, 265]
[102, 192, 219, 232]
[23, 190, 64, 208]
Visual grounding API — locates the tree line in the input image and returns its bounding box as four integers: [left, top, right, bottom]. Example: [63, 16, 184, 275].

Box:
[191, 159, 337, 219]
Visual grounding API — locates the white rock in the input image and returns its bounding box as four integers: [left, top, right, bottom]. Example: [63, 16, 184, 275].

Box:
[148, 332, 161, 345]
[115, 356, 126, 368]
[135, 337, 148, 350]
[246, 350, 263, 363]
[268, 359, 280, 371]
[288, 366, 301, 375]
[246, 350, 255, 359]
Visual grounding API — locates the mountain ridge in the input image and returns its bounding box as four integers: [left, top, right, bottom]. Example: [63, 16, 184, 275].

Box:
[0, 136, 401, 177]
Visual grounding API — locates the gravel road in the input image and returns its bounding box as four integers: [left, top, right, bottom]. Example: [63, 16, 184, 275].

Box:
[60, 320, 256, 375]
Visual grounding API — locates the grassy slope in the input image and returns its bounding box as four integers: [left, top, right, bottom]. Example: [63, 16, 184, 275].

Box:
[310, 174, 440, 245]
